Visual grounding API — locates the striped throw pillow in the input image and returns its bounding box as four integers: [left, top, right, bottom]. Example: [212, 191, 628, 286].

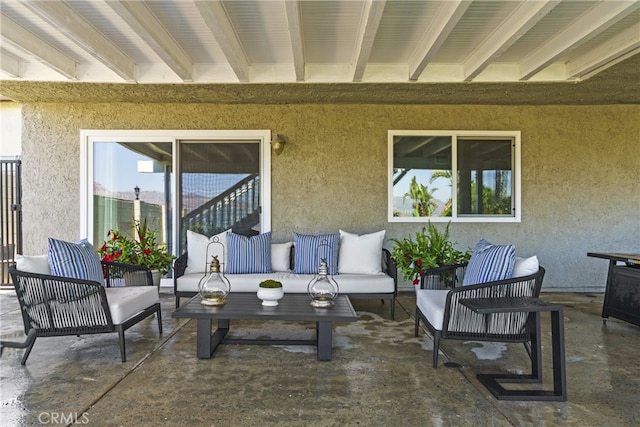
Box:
[462, 238, 515, 286]
[226, 232, 272, 274]
[293, 233, 339, 275]
[47, 238, 104, 285]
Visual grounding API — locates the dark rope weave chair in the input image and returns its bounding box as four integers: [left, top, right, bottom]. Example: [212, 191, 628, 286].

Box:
[1, 262, 162, 365]
[414, 264, 545, 368]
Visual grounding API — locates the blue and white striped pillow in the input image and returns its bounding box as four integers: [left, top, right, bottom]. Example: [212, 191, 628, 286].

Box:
[293, 233, 340, 275]
[462, 238, 515, 286]
[47, 238, 104, 285]
[226, 232, 272, 274]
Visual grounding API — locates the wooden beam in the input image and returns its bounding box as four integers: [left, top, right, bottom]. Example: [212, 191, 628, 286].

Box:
[463, 0, 560, 81]
[195, 0, 250, 82]
[284, 0, 305, 81]
[520, 0, 640, 80]
[408, 0, 470, 81]
[352, 0, 386, 82]
[0, 50, 21, 77]
[1, 13, 77, 80]
[106, 1, 193, 82]
[567, 21, 640, 80]
[21, 0, 136, 82]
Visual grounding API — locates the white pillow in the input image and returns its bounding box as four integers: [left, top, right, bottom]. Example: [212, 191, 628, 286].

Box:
[513, 255, 539, 278]
[185, 229, 229, 274]
[338, 230, 386, 274]
[271, 242, 293, 272]
[16, 254, 51, 275]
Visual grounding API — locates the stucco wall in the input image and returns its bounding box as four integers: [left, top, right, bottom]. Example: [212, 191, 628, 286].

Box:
[19, 103, 640, 291]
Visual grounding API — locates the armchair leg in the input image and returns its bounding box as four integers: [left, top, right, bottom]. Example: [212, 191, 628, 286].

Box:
[414, 308, 420, 337]
[156, 307, 163, 335]
[116, 326, 126, 362]
[432, 331, 441, 368]
[0, 329, 38, 365]
[175, 296, 180, 309]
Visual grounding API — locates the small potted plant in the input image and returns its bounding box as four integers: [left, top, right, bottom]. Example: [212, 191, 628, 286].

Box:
[391, 221, 471, 287]
[257, 279, 284, 306]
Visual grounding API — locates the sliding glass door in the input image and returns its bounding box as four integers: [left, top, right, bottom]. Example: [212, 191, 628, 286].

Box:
[81, 130, 271, 262]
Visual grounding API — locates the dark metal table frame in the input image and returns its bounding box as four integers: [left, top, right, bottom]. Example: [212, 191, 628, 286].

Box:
[587, 252, 640, 327]
[460, 297, 567, 401]
[172, 293, 358, 361]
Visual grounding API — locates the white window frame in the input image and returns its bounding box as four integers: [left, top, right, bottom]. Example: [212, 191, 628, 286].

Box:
[80, 129, 272, 254]
[388, 130, 521, 223]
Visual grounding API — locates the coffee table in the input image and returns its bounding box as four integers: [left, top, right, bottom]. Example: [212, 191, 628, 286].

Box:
[171, 293, 358, 361]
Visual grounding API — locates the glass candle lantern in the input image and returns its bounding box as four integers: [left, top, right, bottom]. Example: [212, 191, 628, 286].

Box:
[307, 258, 339, 308]
[198, 254, 231, 306]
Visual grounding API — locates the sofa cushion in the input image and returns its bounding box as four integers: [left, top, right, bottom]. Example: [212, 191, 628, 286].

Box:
[16, 254, 51, 275]
[185, 229, 229, 274]
[176, 271, 394, 294]
[105, 286, 159, 324]
[272, 241, 293, 272]
[513, 255, 539, 278]
[338, 229, 385, 274]
[462, 239, 515, 286]
[416, 289, 449, 331]
[47, 238, 104, 285]
[226, 232, 272, 274]
[293, 232, 339, 275]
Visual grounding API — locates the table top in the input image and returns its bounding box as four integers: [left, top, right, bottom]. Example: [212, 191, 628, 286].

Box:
[460, 297, 563, 314]
[587, 252, 640, 264]
[172, 293, 358, 322]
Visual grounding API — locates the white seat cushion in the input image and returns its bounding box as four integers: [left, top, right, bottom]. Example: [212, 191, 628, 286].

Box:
[416, 289, 449, 331]
[176, 271, 395, 294]
[105, 287, 159, 325]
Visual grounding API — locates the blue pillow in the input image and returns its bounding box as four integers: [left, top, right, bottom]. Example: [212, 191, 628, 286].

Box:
[47, 238, 104, 285]
[226, 232, 272, 274]
[293, 233, 339, 275]
[462, 238, 515, 286]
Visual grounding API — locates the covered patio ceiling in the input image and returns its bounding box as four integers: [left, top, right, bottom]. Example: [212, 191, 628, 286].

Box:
[1, 0, 639, 105]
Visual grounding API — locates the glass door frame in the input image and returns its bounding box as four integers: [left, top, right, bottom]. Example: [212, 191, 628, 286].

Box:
[80, 129, 272, 256]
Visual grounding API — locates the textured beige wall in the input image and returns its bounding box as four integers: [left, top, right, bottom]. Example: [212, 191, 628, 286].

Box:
[20, 103, 640, 291]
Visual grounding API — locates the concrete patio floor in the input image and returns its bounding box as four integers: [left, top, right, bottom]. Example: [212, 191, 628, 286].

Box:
[0, 288, 638, 426]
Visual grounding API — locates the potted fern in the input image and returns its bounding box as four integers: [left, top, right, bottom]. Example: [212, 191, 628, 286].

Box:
[390, 222, 470, 287]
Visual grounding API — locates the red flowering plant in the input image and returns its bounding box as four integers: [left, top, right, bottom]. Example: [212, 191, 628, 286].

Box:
[390, 222, 470, 286]
[97, 219, 175, 275]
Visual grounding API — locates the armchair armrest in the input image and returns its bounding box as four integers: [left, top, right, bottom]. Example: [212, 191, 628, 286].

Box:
[420, 263, 468, 290]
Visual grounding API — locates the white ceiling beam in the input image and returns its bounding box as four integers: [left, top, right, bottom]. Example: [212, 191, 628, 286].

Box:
[1, 13, 77, 80]
[106, 0, 193, 82]
[408, 0, 471, 81]
[567, 21, 640, 79]
[0, 50, 21, 77]
[195, 0, 250, 83]
[20, 0, 136, 82]
[520, 0, 640, 80]
[463, 0, 560, 81]
[352, 0, 386, 82]
[284, 0, 305, 82]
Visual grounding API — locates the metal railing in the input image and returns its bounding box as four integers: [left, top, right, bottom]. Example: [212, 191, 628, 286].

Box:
[1, 159, 22, 285]
[182, 174, 260, 240]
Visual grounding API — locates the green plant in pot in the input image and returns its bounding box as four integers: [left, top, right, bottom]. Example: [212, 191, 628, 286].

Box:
[390, 222, 471, 286]
[259, 279, 283, 288]
[257, 279, 284, 306]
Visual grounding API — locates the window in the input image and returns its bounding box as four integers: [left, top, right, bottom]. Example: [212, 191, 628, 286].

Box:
[81, 130, 272, 260]
[389, 130, 520, 222]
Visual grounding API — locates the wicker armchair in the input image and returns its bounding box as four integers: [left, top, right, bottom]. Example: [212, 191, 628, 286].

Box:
[415, 264, 545, 368]
[1, 262, 162, 365]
